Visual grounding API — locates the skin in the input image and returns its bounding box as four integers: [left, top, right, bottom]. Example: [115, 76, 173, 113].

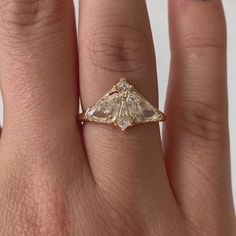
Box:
[0, 0, 235, 235]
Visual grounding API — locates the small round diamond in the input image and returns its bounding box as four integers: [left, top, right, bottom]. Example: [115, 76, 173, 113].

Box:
[117, 79, 130, 91]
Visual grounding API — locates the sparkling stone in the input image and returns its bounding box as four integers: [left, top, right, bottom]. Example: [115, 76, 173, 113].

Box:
[116, 78, 130, 91]
[156, 111, 164, 121]
[127, 91, 160, 123]
[116, 101, 132, 130]
[85, 78, 163, 130]
[86, 92, 120, 123]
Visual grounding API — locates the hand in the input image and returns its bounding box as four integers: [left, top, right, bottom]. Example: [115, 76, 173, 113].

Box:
[0, 0, 235, 235]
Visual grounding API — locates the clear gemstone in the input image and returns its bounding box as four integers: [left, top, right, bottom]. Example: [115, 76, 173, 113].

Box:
[116, 101, 132, 130]
[127, 91, 159, 123]
[86, 92, 120, 123]
[116, 79, 130, 91]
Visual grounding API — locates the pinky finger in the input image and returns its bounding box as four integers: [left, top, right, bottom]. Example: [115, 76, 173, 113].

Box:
[164, 0, 236, 234]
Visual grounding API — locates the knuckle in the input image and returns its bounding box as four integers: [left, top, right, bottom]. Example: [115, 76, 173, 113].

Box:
[178, 34, 226, 56]
[80, 21, 153, 75]
[171, 100, 228, 143]
[2, 66, 46, 112]
[0, 0, 68, 38]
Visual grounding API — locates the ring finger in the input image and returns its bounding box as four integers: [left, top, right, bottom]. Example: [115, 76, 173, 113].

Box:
[78, 0, 183, 231]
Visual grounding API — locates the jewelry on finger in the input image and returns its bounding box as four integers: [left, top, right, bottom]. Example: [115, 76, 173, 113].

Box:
[78, 78, 166, 131]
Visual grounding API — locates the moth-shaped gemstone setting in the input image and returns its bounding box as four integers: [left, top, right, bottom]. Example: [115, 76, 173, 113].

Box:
[82, 78, 165, 131]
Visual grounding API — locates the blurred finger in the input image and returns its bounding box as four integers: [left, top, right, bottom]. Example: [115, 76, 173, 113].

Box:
[165, 0, 235, 234]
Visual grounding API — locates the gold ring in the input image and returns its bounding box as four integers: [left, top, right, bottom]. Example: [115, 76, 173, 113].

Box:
[79, 78, 166, 131]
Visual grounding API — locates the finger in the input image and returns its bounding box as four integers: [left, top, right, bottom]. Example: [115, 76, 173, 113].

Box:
[165, 0, 235, 234]
[78, 0, 184, 230]
[0, 1, 87, 176]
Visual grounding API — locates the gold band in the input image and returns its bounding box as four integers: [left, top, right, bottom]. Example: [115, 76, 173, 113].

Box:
[78, 112, 88, 122]
[79, 78, 166, 131]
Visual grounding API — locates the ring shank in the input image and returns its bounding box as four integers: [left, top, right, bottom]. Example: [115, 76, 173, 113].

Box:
[78, 112, 88, 122]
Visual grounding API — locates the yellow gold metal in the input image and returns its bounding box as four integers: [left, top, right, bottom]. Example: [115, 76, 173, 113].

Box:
[79, 78, 166, 131]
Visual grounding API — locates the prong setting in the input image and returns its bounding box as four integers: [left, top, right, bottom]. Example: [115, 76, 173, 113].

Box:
[81, 78, 165, 130]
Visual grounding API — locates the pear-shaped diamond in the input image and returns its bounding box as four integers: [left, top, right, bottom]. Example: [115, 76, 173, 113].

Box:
[86, 92, 120, 123]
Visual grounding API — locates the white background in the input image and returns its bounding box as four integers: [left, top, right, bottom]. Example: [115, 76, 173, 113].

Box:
[73, 0, 235, 204]
[0, 0, 234, 204]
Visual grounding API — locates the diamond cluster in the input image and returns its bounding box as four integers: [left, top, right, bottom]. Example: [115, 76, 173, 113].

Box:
[85, 78, 164, 130]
